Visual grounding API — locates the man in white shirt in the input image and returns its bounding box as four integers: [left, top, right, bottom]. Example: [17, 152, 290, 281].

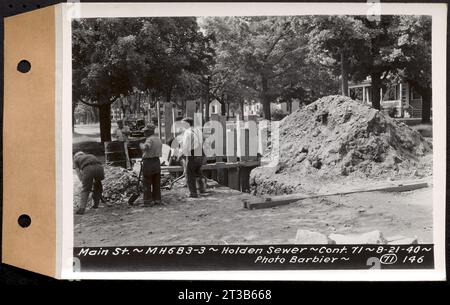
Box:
[114, 119, 132, 168]
[180, 117, 206, 198]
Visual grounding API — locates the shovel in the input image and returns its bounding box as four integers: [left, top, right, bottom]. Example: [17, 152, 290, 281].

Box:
[128, 162, 143, 205]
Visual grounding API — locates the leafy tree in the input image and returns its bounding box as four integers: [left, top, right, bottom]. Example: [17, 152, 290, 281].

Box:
[73, 18, 142, 142]
[352, 15, 402, 110]
[136, 17, 214, 104]
[298, 16, 366, 98]
[202, 16, 307, 119]
[393, 15, 432, 123]
[73, 17, 213, 141]
[300, 16, 405, 110]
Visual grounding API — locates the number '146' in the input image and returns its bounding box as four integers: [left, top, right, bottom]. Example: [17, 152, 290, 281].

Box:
[403, 256, 424, 264]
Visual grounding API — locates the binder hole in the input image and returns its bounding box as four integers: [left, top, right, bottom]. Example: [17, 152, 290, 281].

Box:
[17, 60, 31, 73]
[18, 214, 31, 228]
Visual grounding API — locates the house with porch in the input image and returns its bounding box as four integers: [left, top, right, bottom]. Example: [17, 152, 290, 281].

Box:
[348, 80, 423, 118]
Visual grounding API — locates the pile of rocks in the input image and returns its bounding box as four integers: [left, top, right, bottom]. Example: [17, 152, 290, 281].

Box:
[102, 166, 139, 204]
[73, 166, 139, 206]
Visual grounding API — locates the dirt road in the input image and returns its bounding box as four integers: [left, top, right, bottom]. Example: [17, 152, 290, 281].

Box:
[74, 184, 432, 247]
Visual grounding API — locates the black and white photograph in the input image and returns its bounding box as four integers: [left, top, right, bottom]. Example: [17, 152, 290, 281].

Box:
[66, 2, 446, 279]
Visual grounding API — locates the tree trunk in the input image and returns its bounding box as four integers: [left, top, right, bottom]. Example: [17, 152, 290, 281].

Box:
[370, 72, 382, 110]
[421, 87, 432, 124]
[220, 94, 226, 116]
[340, 51, 349, 97]
[261, 75, 271, 119]
[205, 97, 210, 122]
[166, 90, 171, 104]
[98, 103, 112, 143]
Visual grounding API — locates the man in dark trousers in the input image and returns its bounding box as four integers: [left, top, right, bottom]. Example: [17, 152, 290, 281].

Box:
[140, 124, 163, 206]
[73, 151, 105, 215]
[114, 119, 132, 168]
[180, 117, 206, 198]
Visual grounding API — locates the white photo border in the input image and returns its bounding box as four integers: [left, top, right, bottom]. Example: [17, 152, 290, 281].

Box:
[58, 2, 447, 280]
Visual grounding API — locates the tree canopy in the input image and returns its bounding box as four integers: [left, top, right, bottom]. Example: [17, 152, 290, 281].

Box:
[72, 14, 433, 141]
[73, 17, 213, 142]
[201, 16, 314, 119]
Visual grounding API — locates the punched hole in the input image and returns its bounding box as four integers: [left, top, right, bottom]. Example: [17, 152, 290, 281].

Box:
[18, 214, 31, 228]
[17, 60, 31, 73]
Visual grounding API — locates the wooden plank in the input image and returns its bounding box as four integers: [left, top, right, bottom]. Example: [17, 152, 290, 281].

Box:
[164, 103, 173, 144]
[247, 116, 259, 160]
[216, 167, 227, 185]
[239, 160, 260, 167]
[244, 182, 429, 210]
[258, 121, 268, 156]
[227, 168, 240, 190]
[186, 100, 197, 118]
[162, 160, 260, 173]
[226, 128, 238, 162]
[216, 115, 227, 185]
[238, 128, 250, 161]
[239, 166, 251, 192]
[216, 161, 226, 185]
[194, 112, 203, 128]
[219, 115, 227, 157]
[211, 165, 218, 181]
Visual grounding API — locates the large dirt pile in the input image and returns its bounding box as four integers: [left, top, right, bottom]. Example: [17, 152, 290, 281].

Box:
[250, 95, 432, 195]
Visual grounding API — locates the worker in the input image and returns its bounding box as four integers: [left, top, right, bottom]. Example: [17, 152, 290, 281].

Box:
[114, 119, 132, 168]
[179, 117, 206, 198]
[73, 151, 104, 215]
[140, 124, 163, 206]
[114, 120, 130, 142]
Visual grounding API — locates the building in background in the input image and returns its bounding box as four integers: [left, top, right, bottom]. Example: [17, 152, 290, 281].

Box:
[209, 99, 222, 115]
[349, 80, 423, 118]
